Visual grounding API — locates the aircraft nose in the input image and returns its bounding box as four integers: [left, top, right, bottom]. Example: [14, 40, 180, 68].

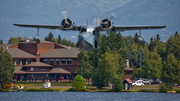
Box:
[76, 33, 95, 52]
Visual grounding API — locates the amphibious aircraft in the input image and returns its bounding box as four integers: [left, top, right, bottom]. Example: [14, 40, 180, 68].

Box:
[14, 11, 166, 52]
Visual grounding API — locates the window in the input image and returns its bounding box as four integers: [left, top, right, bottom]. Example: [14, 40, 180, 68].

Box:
[15, 59, 20, 65]
[27, 59, 31, 64]
[61, 59, 66, 65]
[22, 59, 26, 65]
[67, 59, 72, 65]
[49, 59, 54, 65]
[80, 28, 86, 33]
[43, 59, 48, 64]
[55, 59, 60, 65]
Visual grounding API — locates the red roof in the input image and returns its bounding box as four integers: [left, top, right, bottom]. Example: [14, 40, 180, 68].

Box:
[125, 79, 133, 84]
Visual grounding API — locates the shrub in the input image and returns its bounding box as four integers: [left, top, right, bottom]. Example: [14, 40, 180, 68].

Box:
[175, 89, 180, 93]
[72, 75, 86, 91]
[159, 83, 169, 93]
[113, 79, 123, 92]
[0, 89, 9, 92]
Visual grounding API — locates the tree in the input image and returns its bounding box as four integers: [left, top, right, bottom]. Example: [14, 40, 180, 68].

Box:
[0, 39, 3, 44]
[77, 50, 94, 85]
[92, 47, 124, 89]
[113, 77, 123, 92]
[142, 45, 162, 81]
[57, 34, 62, 44]
[45, 32, 55, 42]
[161, 53, 180, 87]
[166, 33, 180, 60]
[8, 37, 23, 44]
[0, 47, 15, 89]
[148, 37, 154, 51]
[133, 33, 139, 44]
[72, 74, 86, 91]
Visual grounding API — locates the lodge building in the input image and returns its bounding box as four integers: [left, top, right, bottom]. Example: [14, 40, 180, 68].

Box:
[0, 39, 81, 81]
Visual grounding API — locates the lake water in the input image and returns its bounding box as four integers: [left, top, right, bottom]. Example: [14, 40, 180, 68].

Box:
[0, 92, 179, 101]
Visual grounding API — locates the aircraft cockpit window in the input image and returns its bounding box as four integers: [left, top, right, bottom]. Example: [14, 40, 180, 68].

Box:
[81, 28, 86, 33]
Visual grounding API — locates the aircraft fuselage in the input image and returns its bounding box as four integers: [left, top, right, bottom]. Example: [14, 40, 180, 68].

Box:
[76, 25, 99, 52]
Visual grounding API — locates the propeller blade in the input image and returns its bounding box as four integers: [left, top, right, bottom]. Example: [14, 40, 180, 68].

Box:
[62, 11, 68, 22]
[93, 19, 96, 24]
[109, 13, 116, 21]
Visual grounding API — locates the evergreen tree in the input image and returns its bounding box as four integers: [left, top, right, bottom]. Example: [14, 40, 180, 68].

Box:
[161, 53, 180, 87]
[45, 32, 55, 42]
[166, 33, 180, 60]
[148, 37, 154, 51]
[133, 33, 139, 44]
[0, 39, 3, 44]
[0, 47, 15, 89]
[57, 34, 62, 44]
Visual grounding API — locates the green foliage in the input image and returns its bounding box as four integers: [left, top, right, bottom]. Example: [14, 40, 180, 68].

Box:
[61, 38, 76, 47]
[0, 89, 9, 92]
[45, 32, 56, 42]
[113, 78, 123, 92]
[159, 83, 169, 93]
[161, 53, 180, 86]
[0, 47, 15, 89]
[77, 50, 94, 85]
[166, 32, 180, 60]
[8, 37, 23, 44]
[72, 75, 86, 91]
[92, 47, 124, 88]
[57, 34, 62, 44]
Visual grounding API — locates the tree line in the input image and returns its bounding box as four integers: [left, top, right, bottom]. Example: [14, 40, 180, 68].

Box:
[77, 31, 180, 90]
[0, 32, 76, 47]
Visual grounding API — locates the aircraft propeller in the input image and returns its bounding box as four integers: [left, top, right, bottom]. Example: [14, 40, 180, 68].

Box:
[62, 11, 68, 23]
[101, 13, 116, 30]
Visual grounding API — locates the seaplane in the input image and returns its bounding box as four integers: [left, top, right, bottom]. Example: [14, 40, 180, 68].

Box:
[13, 11, 166, 52]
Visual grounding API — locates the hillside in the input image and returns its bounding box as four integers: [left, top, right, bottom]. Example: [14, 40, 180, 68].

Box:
[0, 0, 179, 43]
[99, 0, 180, 42]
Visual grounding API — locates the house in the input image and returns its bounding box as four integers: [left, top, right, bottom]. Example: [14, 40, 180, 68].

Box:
[0, 39, 81, 81]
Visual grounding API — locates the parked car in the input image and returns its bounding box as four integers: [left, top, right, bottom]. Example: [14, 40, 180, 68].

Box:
[142, 79, 151, 84]
[132, 80, 144, 86]
[151, 79, 162, 84]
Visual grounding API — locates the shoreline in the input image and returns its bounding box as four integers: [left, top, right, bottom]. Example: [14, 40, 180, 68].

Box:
[0, 88, 179, 93]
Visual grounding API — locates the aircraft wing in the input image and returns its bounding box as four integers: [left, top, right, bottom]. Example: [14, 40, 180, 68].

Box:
[13, 24, 80, 31]
[96, 25, 166, 31]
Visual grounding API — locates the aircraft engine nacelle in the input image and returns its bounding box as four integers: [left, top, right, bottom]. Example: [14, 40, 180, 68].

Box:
[61, 18, 73, 29]
[100, 19, 112, 30]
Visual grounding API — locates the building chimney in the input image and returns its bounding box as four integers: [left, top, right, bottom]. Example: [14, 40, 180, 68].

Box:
[126, 59, 129, 68]
[36, 51, 40, 62]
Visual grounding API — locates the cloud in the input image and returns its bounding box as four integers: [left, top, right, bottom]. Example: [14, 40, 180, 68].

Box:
[161, 35, 168, 37]
[161, 29, 168, 32]
[71, 36, 76, 38]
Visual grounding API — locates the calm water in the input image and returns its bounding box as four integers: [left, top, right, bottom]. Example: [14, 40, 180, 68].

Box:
[0, 92, 179, 101]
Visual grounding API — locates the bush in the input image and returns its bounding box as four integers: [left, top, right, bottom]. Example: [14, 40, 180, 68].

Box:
[113, 78, 123, 92]
[0, 89, 9, 92]
[159, 83, 169, 93]
[175, 89, 180, 93]
[72, 75, 86, 91]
